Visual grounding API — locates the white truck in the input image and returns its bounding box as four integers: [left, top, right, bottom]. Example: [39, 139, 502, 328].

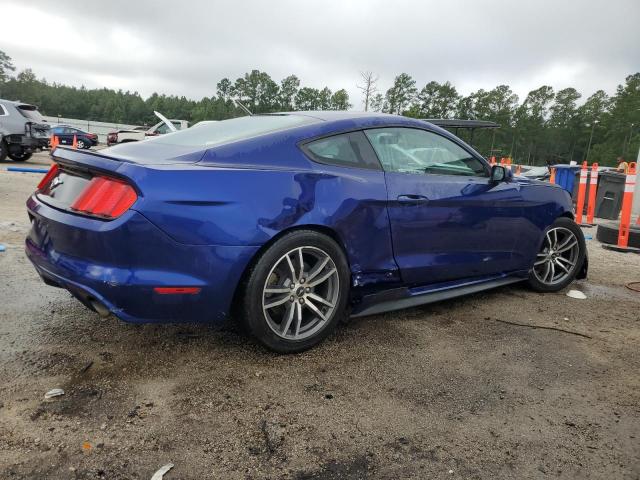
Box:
[106, 114, 189, 146]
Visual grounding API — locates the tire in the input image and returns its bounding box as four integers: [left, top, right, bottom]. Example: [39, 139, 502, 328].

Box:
[0, 140, 7, 161]
[527, 217, 586, 292]
[7, 146, 32, 162]
[77, 139, 86, 149]
[597, 222, 640, 249]
[240, 230, 350, 353]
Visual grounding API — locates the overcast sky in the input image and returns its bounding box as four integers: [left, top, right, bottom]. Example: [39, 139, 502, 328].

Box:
[2, 0, 638, 107]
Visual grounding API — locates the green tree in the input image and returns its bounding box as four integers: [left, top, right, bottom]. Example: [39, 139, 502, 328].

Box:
[318, 87, 333, 110]
[278, 75, 300, 110]
[330, 89, 351, 110]
[0, 49, 15, 83]
[384, 73, 417, 114]
[369, 93, 385, 112]
[409, 81, 459, 118]
[216, 78, 232, 100]
[295, 87, 321, 110]
[232, 70, 279, 113]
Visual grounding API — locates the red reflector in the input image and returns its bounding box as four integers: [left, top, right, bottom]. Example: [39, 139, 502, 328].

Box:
[70, 176, 137, 219]
[37, 164, 59, 191]
[153, 287, 201, 295]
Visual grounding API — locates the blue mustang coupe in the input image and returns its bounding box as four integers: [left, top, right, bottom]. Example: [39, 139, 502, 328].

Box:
[26, 112, 587, 352]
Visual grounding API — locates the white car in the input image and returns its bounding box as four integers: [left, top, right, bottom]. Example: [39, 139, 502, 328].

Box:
[106, 117, 189, 146]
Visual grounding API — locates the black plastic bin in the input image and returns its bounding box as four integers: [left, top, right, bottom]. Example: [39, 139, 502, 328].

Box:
[594, 171, 626, 220]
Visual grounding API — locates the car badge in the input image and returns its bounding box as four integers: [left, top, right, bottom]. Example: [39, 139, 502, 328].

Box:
[50, 176, 64, 189]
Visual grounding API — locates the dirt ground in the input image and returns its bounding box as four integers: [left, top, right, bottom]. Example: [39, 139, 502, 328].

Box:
[1, 151, 639, 479]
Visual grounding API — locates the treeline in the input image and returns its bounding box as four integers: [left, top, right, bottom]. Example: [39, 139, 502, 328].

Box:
[373, 72, 640, 167]
[0, 49, 638, 166]
[0, 66, 351, 126]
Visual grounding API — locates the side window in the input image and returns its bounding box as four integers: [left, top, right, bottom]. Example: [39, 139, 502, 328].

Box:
[303, 131, 381, 171]
[364, 128, 488, 177]
[0, 104, 7, 116]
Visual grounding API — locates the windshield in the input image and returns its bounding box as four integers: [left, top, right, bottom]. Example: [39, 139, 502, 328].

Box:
[146, 114, 319, 147]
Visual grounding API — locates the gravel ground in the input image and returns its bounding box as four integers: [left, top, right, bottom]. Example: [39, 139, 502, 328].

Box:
[1, 151, 639, 479]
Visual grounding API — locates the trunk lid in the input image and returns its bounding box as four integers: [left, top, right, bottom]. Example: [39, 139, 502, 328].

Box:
[101, 140, 206, 165]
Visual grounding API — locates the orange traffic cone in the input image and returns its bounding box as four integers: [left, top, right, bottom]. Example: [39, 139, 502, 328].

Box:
[575, 161, 588, 225]
[549, 167, 556, 184]
[617, 162, 637, 248]
[49, 135, 58, 155]
[72, 135, 78, 149]
[586, 163, 599, 225]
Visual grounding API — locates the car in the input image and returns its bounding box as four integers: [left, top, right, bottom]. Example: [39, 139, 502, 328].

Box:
[26, 111, 587, 353]
[0, 98, 50, 161]
[106, 119, 189, 146]
[520, 165, 550, 181]
[50, 125, 98, 149]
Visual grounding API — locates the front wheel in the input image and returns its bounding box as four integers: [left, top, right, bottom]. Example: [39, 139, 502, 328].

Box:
[240, 230, 350, 353]
[527, 217, 586, 292]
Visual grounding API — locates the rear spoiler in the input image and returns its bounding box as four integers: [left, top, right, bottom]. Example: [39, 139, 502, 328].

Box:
[52, 147, 128, 178]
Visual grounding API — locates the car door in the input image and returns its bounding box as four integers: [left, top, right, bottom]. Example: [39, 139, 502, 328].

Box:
[364, 127, 525, 286]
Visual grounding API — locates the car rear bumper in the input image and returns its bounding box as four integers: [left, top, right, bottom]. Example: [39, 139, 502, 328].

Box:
[5, 134, 48, 150]
[25, 195, 259, 324]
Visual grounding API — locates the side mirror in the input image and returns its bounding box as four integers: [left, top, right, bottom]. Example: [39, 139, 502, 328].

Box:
[490, 165, 512, 183]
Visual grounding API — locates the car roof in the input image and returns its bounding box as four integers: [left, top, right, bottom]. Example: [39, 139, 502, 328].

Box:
[270, 111, 402, 122]
[0, 98, 37, 108]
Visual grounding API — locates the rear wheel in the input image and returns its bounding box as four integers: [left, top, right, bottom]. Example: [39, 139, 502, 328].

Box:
[77, 139, 87, 149]
[241, 230, 349, 353]
[527, 217, 586, 292]
[7, 146, 32, 162]
[0, 141, 7, 161]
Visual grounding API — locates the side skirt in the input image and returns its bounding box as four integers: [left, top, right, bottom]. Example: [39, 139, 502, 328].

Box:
[350, 274, 525, 318]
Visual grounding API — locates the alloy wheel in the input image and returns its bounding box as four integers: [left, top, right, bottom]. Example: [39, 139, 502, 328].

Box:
[262, 246, 339, 340]
[533, 227, 580, 286]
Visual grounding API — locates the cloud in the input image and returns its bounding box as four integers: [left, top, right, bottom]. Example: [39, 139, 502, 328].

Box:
[2, 0, 638, 108]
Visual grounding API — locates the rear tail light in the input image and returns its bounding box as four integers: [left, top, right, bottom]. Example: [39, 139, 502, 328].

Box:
[37, 164, 59, 191]
[71, 176, 137, 219]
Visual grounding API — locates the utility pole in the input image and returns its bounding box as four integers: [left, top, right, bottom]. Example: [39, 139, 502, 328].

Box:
[625, 123, 635, 156]
[586, 120, 599, 161]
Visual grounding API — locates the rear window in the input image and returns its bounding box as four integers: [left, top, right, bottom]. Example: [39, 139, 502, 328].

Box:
[17, 104, 44, 122]
[146, 114, 319, 147]
[303, 132, 382, 170]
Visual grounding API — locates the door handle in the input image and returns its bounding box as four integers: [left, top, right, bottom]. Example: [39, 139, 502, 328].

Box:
[397, 194, 429, 205]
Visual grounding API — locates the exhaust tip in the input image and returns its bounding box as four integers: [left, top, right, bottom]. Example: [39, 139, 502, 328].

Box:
[88, 298, 110, 318]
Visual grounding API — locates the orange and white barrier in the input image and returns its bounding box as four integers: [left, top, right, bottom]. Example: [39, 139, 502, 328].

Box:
[575, 161, 588, 225]
[586, 163, 599, 225]
[49, 135, 59, 154]
[617, 162, 637, 248]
